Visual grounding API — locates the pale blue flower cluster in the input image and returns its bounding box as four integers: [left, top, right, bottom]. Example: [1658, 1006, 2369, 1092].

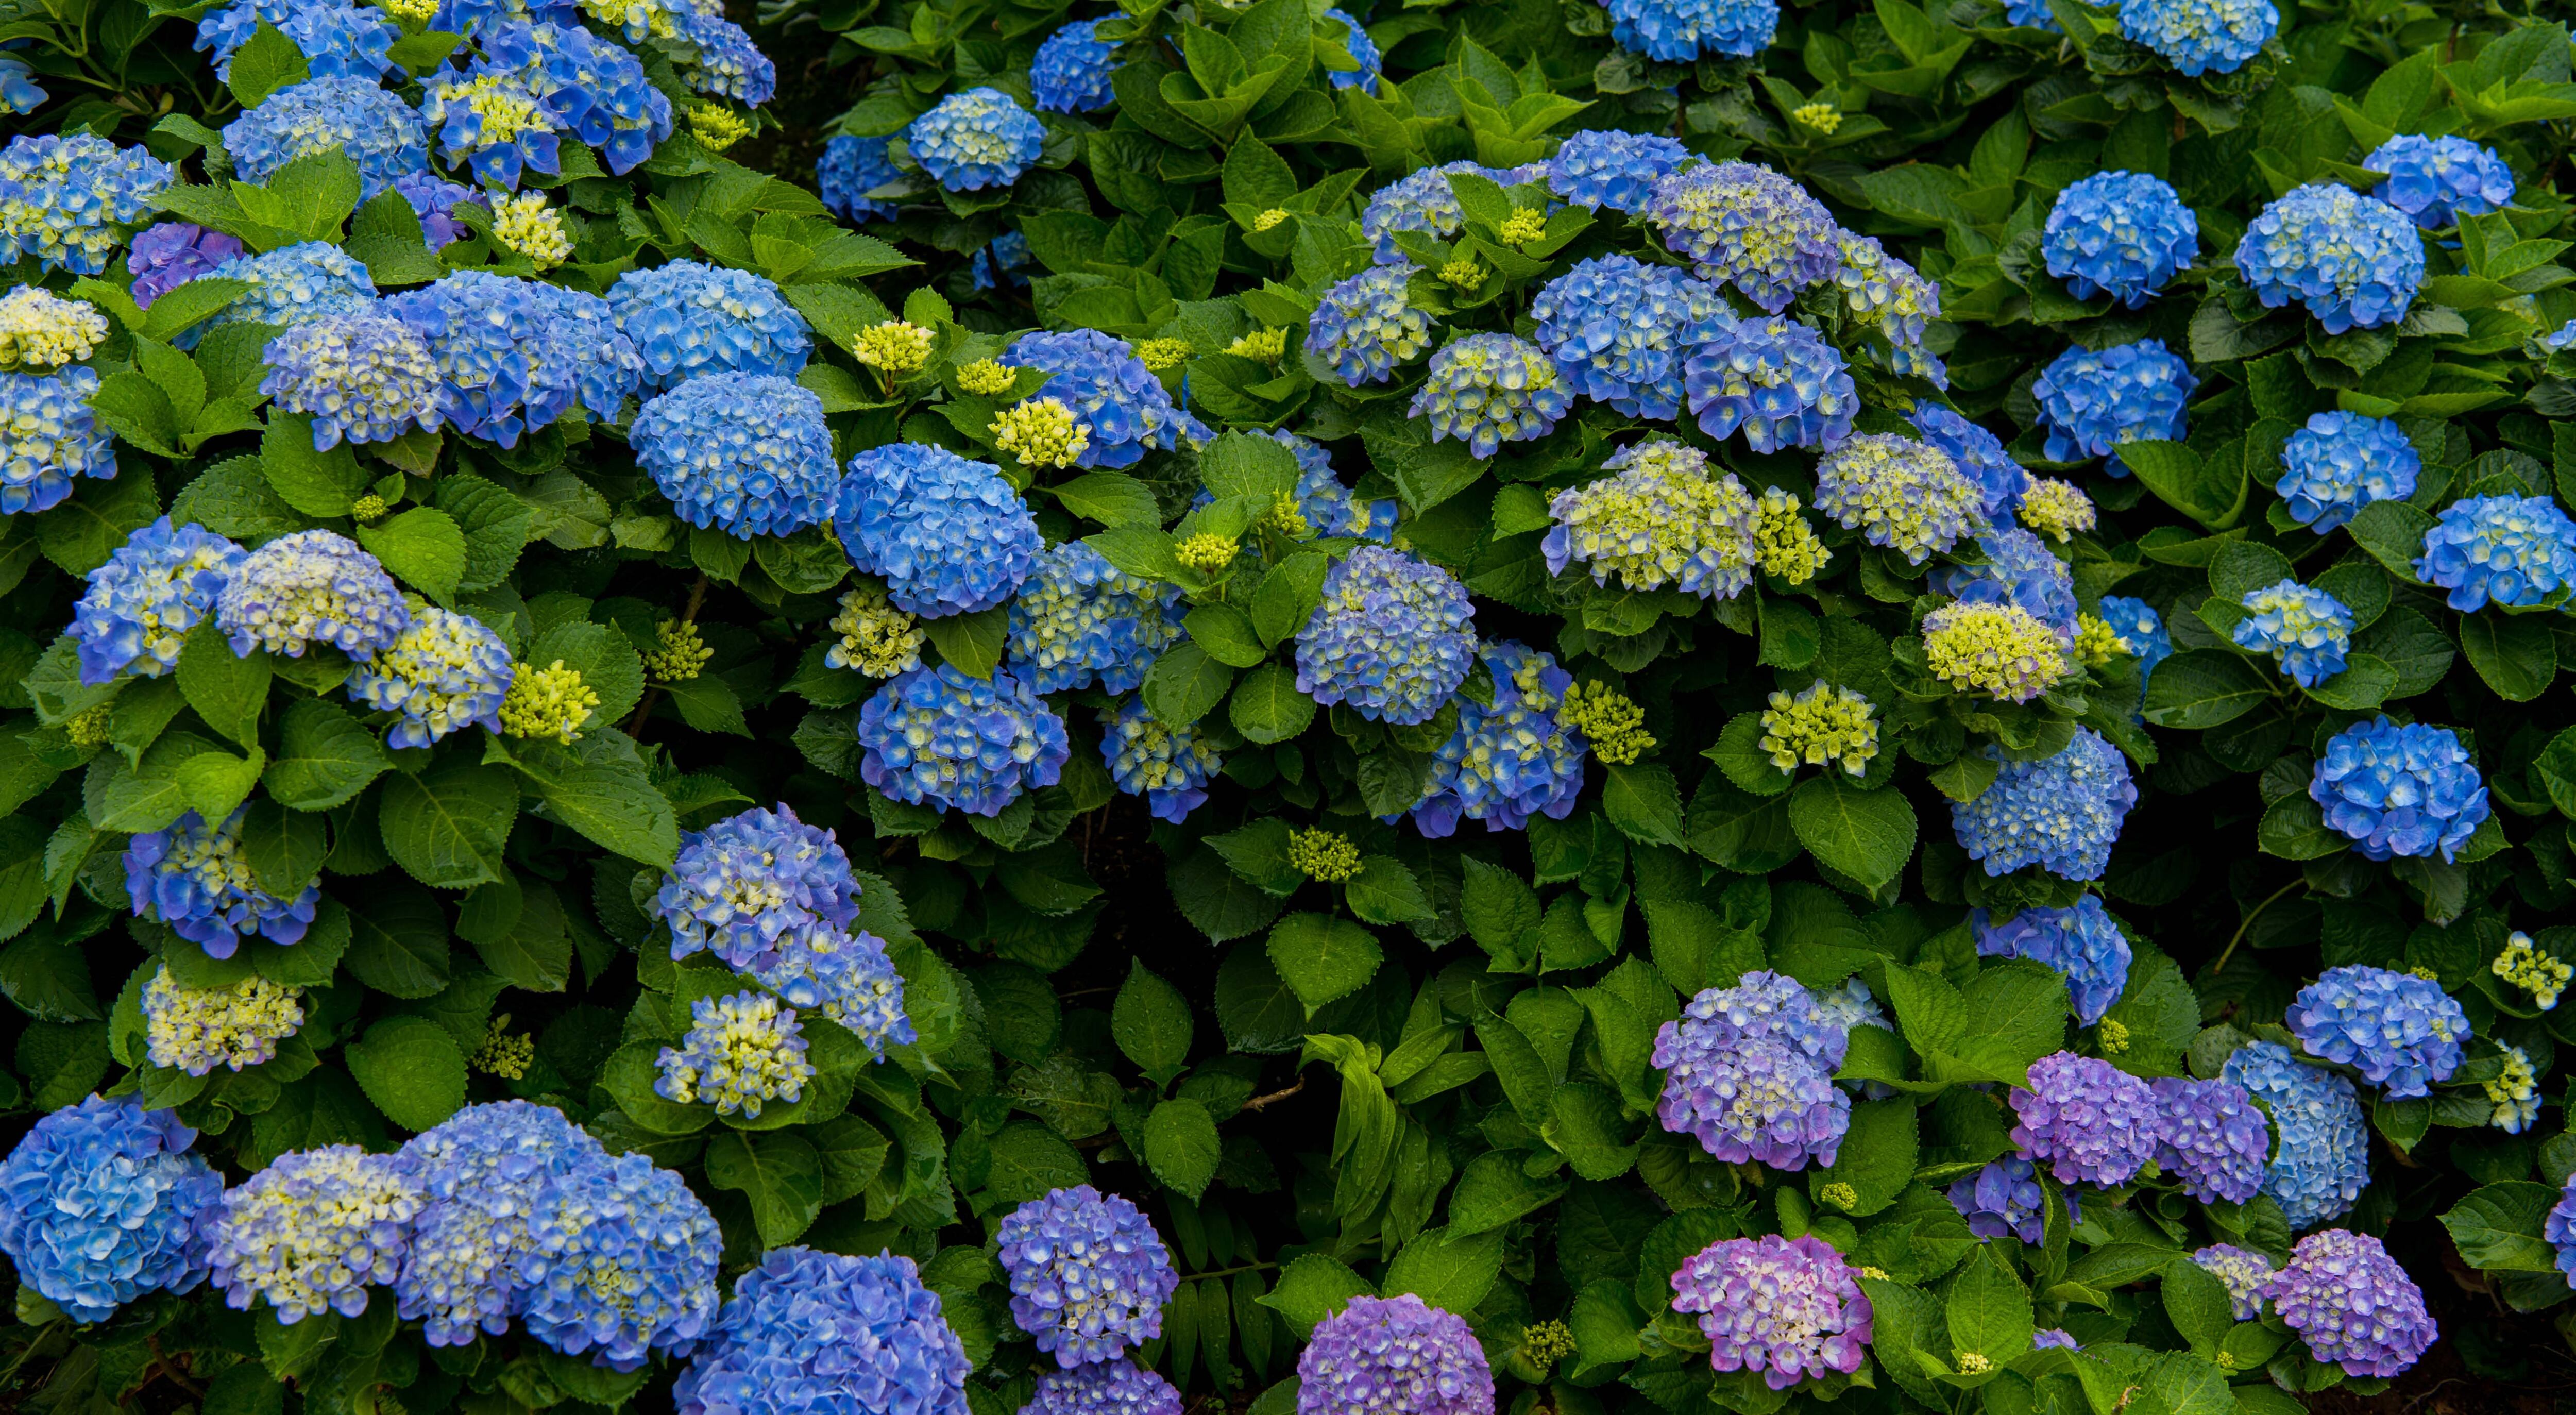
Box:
[1684, 315, 1857, 453]
[1298, 1293, 1496, 1415]
[2268, 1230, 2436, 1378]
[2193, 1244, 2277, 1320]
[2367, 134, 2514, 229]
[1946, 1158, 2073, 1245]
[1028, 1360, 1184, 1415]
[2095, 595, 2170, 683]
[858, 665, 1072, 816]
[1544, 441, 1757, 599]
[1326, 9, 1381, 93]
[208, 1144, 424, 1322]
[260, 312, 446, 450]
[216, 529, 412, 660]
[1669, 1235, 1870, 1391]
[507, 20, 676, 173]
[2010, 1051, 2159, 1186]
[1813, 432, 1983, 564]
[2117, 0, 2276, 76]
[1546, 128, 1692, 215]
[1360, 161, 1493, 263]
[1908, 400, 2027, 519]
[1936, 528, 2078, 639]
[2222, 1041, 2369, 1228]
[1000, 329, 1209, 467]
[74, 519, 247, 683]
[196, 0, 396, 81]
[674, 1249, 975, 1415]
[1295, 546, 1478, 726]
[818, 134, 899, 223]
[670, 8, 776, 105]
[633, 373, 836, 537]
[128, 223, 246, 308]
[224, 75, 428, 198]
[2232, 580, 2351, 687]
[996, 1185, 1180, 1367]
[1972, 896, 2131, 1024]
[1600, 0, 1780, 61]
[1276, 431, 1397, 542]
[608, 260, 813, 389]
[0, 133, 173, 275]
[2415, 492, 2576, 611]
[395, 1101, 607, 1346]
[1032, 20, 1116, 112]
[0, 366, 116, 515]
[766, 927, 913, 1057]
[2275, 411, 2419, 533]
[200, 242, 377, 340]
[1831, 233, 1945, 384]
[519, 1150, 722, 1369]
[2309, 717, 2489, 862]
[1308, 265, 1434, 385]
[1007, 542, 1183, 694]
[387, 272, 645, 444]
[1411, 642, 1589, 837]
[1100, 697, 1221, 824]
[656, 991, 814, 1118]
[658, 803, 860, 973]
[348, 604, 515, 748]
[2150, 1076, 2270, 1204]
[2042, 171, 2198, 307]
[908, 87, 1044, 191]
[0, 55, 41, 113]
[834, 443, 1042, 617]
[2236, 184, 2424, 333]
[1530, 255, 1730, 420]
[2290, 964, 2469, 1098]
[2032, 339, 2195, 469]
[1645, 161, 1839, 312]
[128, 807, 323, 958]
[1410, 332, 1571, 458]
[0, 1097, 222, 1324]
[1652, 971, 1851, 1170]
[1952, 727, 2137, 880]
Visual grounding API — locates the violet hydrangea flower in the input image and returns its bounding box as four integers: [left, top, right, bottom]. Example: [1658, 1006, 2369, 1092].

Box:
[2266, 1229, 2436, 1378]
[995, 1186, 1179, 1368]
[1670, 1235, 1871, 1390]
[1297, 1294, 1494, 1415]
[2011, 1051, 2160, 1187]
[1973, 896, 2131, 1024]
[2150, 1076, 2270, 1204]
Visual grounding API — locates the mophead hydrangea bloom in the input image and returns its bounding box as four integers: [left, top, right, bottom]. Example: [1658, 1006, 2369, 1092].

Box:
[127, 222, 247, 309]
[72, 518, 246, 684]
[1024, 1359, 1182, 1415]
[2415, 492, 2576, 611]
[1946, 1158, 2075, 1246]
[493, 19, 675, 175]
[2095, 595, 2171, 684]
[1100, 697, 1221, 825]
[2193, 1244, 2277, 1320]
[260, 312, 445, 450]
[145, 966, 304, 1075]
[1654, 973, 1849, 1169]
[0, 286, 107, 370]
[344, 603, 513, 748]
[2042, 171, 2198, 308]
[1359, 160, 1534, 264]
[1274, 430, 1398, 542]
[2116, 0, 2276, 76]
[1322, 8, 1380, 92]
[833, 443, 1042, 618]
[418, 59, 563, 190]
[1409, 332, 1571, 458]
[2366, 134, 2514, 229]
[1815, 433, 1984, 564]
[518, 1150, 721, 1370]
[2022, 477, 2098, 542]
[907, 87, 1043, 191]
[216, 529, 411, 661]
[1007, 542, 1183, 694]
[999, 329, 1209, 467]
[657, 992, 814, 1118]
[665, 7, 775, 105]
[818, 133, 899, 223]
[632, 373, 835, 538]
[199, 242, 377, 340]
[2032, 339, 2195, 469]
[1937, 528, 2078, 639]
[1531, 256, 1729, 421]
[1309, 265, 1435, 386]
[1298, 1293, 1495, 1415]
[758, 925, 914, 1058]
[1032, 20, 1116, 112]
[1953, 728, 2138, 879]
[674, 1248, 975, 1415]
[1545, 440, 1757, 599]
[1294, 546, 1478, 726]
[127, 807, 322, 959]
[0, 367, 115, 516]
[196, 0, 397, 81]
[0, 1097, 222, 1323]
[1645, 161, 1839, 312]
[1907, 400, 2026, 520]
[857, 664, 1071, 817]
[0, 133, 173, 275]
[1973, 896, 2131, 1024]
[2548, 1172, 2576, 1289]
[386, 272, 645, 444]
[1760, 681, 1878, 776]
[1410, 642, 1588, 837]
[1685, 315, 1857, 453]
[2266, 1230, 2436, 1378]
[223, 75, 427, 198]
[209, 1145, 425, 1322]
[1546, 128, 1692, 215]
[1923, 602, 2068, 703]
[2236, 184, 2424, 334]
[1601, 0, 1780, 61]
[657, 803, 859, 973]
[1669, 1235, 1870, 1390]
[396, 1101, 607, 1346]
[2309, 716, 2488, 863]
[2011, 1051, 2160, 1187]
[2289, 964, 2469, 1098]
[2275, 411, 2419, 533]
[2222, 1041, 2370, 1228]
[607, 260, 812, 389]
[995, 1185, 1179, 1367]
[396, 169, 479, 249]
[2150, 1076, 2270, 1204]
[2231, 579, 2351, 688]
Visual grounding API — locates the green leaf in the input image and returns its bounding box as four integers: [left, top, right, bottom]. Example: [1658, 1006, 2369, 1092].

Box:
[706, 1130, 826, 1246]
[1448, 1149, 1569, 1234]
[1112, 959, 1194, 1085]
[2114, 440, 2243, 530]
[979, 1122, 1089, 1210]
[1457, 857, 1541, 970]
[1145, 641, 1237, 727]
[1808, 1098, 1918, 1218]
[1229, 662, 1315, 744]
[264, 699, 389, 810]
[1788, 774, 1916, 889]
[1187, 602, 1269, 668]
[1257, 1253, 1374, 1339]
[1142, 1098, 1222, 1198]
[262, 415, 368, 517]
[1345, 854, 1435, 925]
[356, 508, 468, 604]
[1944, 1245, 2035, 1367]
[1382, 1226, 1505, 1317]
[2458, 612, 2557, 702]
[176, 621, 270, 749]
[2161, 1255, 2237, 1357]
[2439, 1181, 2563, 1272]
[1266, 912, 1383, 1011]
[1053, 469, 1162, 527]
[2257, 795, 2348, 860]
[2345, 499, 2437, 582]
[2142, 650, 2273, 729]
[378, 760, 518, 889]
[920, 605, 1007, 681]
[343, 1015, 467, 1133]
[1602, 763, 1687, 848]
[344, 885, 452, 998]
[226, 21, 310, 108]
[1250, 553, 1328, 646]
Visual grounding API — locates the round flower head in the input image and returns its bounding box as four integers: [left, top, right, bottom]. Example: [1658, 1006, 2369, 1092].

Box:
[606, 261, 812, 389]
[2011, 1051, 2159, 1187]
[833, 443, 1042, 617]
[1602, 0, 1779, 60]
[1670, 1235, 1870, 1389]
[2236, 184, 2423, 334]
[260, 312, 444, 451]
[2231, 580, 2351, 687]
[632, 373, 835, 538]
[999, 329, 1208, 467]
[828, 583, 925, 677]
[385, 272, 644, 443]
[0, 367, 116, 515]
[1814, 433, 1984, 564]
[1023, 1359, 1182, 1415]
[1645, 161, 1839, 312]
[1685, 315, 1857, 453]
[145, 965, 305, 1076]
[2096, 595, 2171, 684]
[2492, 932, 2570, 1011]
[818, 133, 899, 223]
[1906, 401, 2026, 519]
[2367, 134, 2514, 229]
[1923, 602, 2067, 702]
[2019, 479, 2097, 542]
[1294, 546, 1478, 726]
[71, 517, 247, 683]
[1032, 20, 1116, 112]
[1100, 697, 1221, 824]
[907, 87, 1043, 191]
[1946, 1158, 2075, 1245]
[127, 807, 322, 959]
[0, 286, 108, 370]
[0, 1096, 222, 1324]
[0, 133, 175, 275]
[1409, 332, 1571, 458]
[666, 8, 774, 105]
[1654, 972, 1850, 1168]
[2117, 0, 2275, 75]
[2289, 964, 2468, 1098]
[2150, 1076, 2269, 1204]
[1973, 896, 2131, 1024]
[1309, 265, 1435, 386]
[756, 924, 913, 1058]
[197, 0, 398, 81]
[418, 58, 562, 190]
[498, 20, 678, 175]
[1760, 681, 1877, 776]
[223, 75, 427, 199]
[2041, 171, 2198, 308]
[395, 1101, 607, 1346]
[2222, 1041, 2370, 1228]
[517, 1150, 721, 1370]
[2267, 1230, 2436, 1378]
[657, 992, 814, 1118]
[674, 1248, 974, 1415]
[1298, 1293, 1494, 1415]
[2032, 339, 2195, 470]
[657, 803, 859, 974]
[1753, 488, 1829, 582]
[1937, 528, 2078, 639]
[128, 223, 248, 309]
[2309, 717, 2488, 863]
[1411, 642, 1588, 837]
[216, 529, 410, 660]
[857, 664, 1071, 817]
[1008, 542, 1183, 694]
[1530, 256, 1730, 420]
[1545, 440, 1757, 599]
[2415, 492, 2576, 611]
[1547, 129, 1692, 215]
[209, 1145, 425, 1322]
[2193, 1245, 2277, 1320]
[1359, 160, 1533, 264]
[199, 242, 377, 340]
[1953, 728, 2136, 879]
[995, 1185, 1179, 1368]
[2276, 411, 2419, 533]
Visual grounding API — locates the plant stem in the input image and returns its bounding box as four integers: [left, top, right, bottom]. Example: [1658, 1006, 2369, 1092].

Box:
[2211, 879, 2304, 978]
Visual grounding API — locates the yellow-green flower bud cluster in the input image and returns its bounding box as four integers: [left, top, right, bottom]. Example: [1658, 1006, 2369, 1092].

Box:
[1753, 488, 1829, 584]
[1225, 327, 1287, 362]
[1289, 827, 1362, 882]
[2491, 932, 2569, 1010]
[499, 659, 599, 743]
[826, 583, 925, 678]
[2019, 477, 2097, 542]
[1760, 680, 1878, 774]
[1133, 338, 1195, 370]
[1561, 681, 1655, 765]
[2075, 614, 2130, 666]
[472, 1015, 536, 1079]
[0, 286, 108, 370]
[144, 966, 304, 1076]
[643, 619, 713, 683]
[1176, 533, 1240, 574]
[957, 358, 1019, 395]
[991, 397, 1090, 469]
[853, 321, 935, 375]
[1924, 602, 2069, 702]
[491, 192, 572, 271]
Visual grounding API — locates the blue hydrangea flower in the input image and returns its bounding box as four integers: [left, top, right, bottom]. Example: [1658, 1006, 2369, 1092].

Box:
[2117, 0, 2275, 75]
[1953, 727, 2137, 880]
[1936, 528, 2077, 639]
[2222, 1041, 2368, 1228]
[1360, 161, 1518, 264]
[1411, 642, 1589, 837]
[199, 242, 377, 341]
[0, 1097, 222, 1324]
[73, 519, 248, 684]
[607, 260, 812, 389]
[196, 0, 396, 81]
[2546, 1173, 2576, 1290]
[2236, 184, 2423, 334]
[1032, 20, 1116, 112]
[1545, 440, 1757, 599]
[225, 76, 427, 199]
[658, 803, 859, 973]
[0, 55, 43, 113]
[632, 373, 835, 538]
[996, 1185, 1180, 1367]
[2193, 1244, 2277, 1320]
[908, 87, 1043, 191]
[0, 366, 116, 515]
[657, 992, 814, 1118]
[2150, 1076, 2269, 1205]
[1669, 1236, 1869, 1390]
[2309, 716, 2488, 863]
[2366, 134, 2514, 229]
[2032, 339, 2195, 471]
[128, 223, 247, 309]
[395, 170, 478, 249]
[347, 604, 513, 748]
[834, 443, 1042, 618]
[2268, 1230, 2436, 1378]
[1645, 161, 1838, 312]
[1946, 1158, 2077, 1245]
[2003, 0, 2059, 27]
[0, 134, 174, 275]
[493, 20, 674, 175]
[972, 230, 1032, 291]
[1294, 546, 1478, 727]
[1546, 128, 1692, 215]
[1299, 1294, 1495, 1414]
[1601, 0, 1780, 61]
[858, 665, 1071, 817]
[2275, 411, 2419, 533]
[395, 1101, 607, 1346]
[2290, 964, 2470, 1098]
[128, 807, 322, 959]
[818, 133, 899, 223]
[387, 272, 643, 445]
[2095, 595, 2170, 686]
[1409, 332, 1570, 458]
[216, 528, 412, 660]
[670, 8, 776, 106]
[208, 1145, 425, 1323]
[1813, 432, 1984, 564]
[1275, 430, 1397, 541]
[1026, 1359, 1183, 1415]
[1685, 315, 1856, 453]
[1653, 972, 1850, 1169]
[260, 312, 445, 450]
[1909, 401, 2028, 519]
[1008, 542, 1183, 694]
[1325, 10, 1381, 94]
[2233, 579, 2351, 687]
[518, 1151, 721, 1370]
[2042, 171, 2198, 307]
[760, 924, 913, 1058]
[1000, 329, 1209, 467]
[675, 1249, 974, 1415]
[1100, 697, 1220, 824]
[2011, 1051, 2159, 1187]
[1832, 233, 1946, 385]
[1973, 896, 2131, 1024]
[1307, 265, 1434, 386]
[1530, 256, 1730, 421]
[2414, 492, 2576, 611]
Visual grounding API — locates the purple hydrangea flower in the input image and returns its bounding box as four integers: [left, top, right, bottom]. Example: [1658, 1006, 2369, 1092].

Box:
[2547, 1172, 2576, 1289]
[2150, 1077, 2269, 1204]
[996, 1186, 1179, 1368]
[128, 222, 246, 309]
[1946, 1157, 2078, 1245]
[2289, 964, 2469, 1098]
[2266, 1229, 2436, 1378]
[1297, 1294, 1494, 1415]
[1025, 1359, 1182, 1415]
[1653, 972, 1850, 1169]
[1294, 546, 1478, 727]
[1670, 1235, 1871, 1389]
[2193, 1244, 2278, 1320]
[2011, 1051, 2159, 1187]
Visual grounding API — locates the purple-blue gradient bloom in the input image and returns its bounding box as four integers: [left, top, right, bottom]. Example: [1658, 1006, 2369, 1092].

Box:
[2289, 964, 2469, 1098]
[0, 134, 172, 276]
[385, 272, 643, 444]
[1547, 128, 1692, 215]
[1294, 546, 1478, 727]
[2366, 134, 2514, 229]
[2032, 339, 2195, 471]
[1001, 329, 1209, 467]
[1653, 971, 1850, 1169]
[2096, 595, 2171, 685]
[1308, 264, 1433, 385]
[833, 443, 1042, 618]
[1973, 896, 2131, 1024]
[1411, 641, 1588, 837]
[857, 665, 1071, 817]
[395, 1101, 607, 1346]
[2042, 171, 2198, 307]
[2010, 1051, 2160, 1186]
[995, 1186, 1179, 1368]
[657, 803, 859, 974]
[127, 807, 321, 959]
[2266, 1229, 2436, 1378]
[0, 1097, 221, 1323]
[127, 222, 246, 309]
[1685, 315, 1857, 453]
[346, 604, 514, 749]
[2309, 717, 2488, 863]
[72, 517, 246, 683]
[1297, 1293, 1494, 1415]
[1669, 1235, 1871, 1389]
[208, 1144, 424, 1322]
[1946, 1158, 2076, 1245]
[1008, 541, 1184, 694]
[0, 366, 117, 515]
[2276, 411, 2419, 533]
[1936, 528, 2078, 640]
[632, 373, 837, 538]
[1952, 728, 2138, 880]
[1530, 255, 1730, 421]
[2117, 0, 2275, 76]
[2547, 1171, 2576, 1290]
[516, 1151, 720, 1370]
[674, 1248, 973, 1415]
[2414, 492, 2576, 611]
[259, 312, 445, 450]
[1025, 1359, 1182, 1415]
[1099, 697, 1220, 824]
[196, 0, 396, 81]
[2232, 579, 2352, 688]
[2222, 1041, 2370, 1228]
[2236, 184, 2424, 334]
[2193, 1244, 2277, 1320]
[2150, 1076, 2270, 1204]
[223, 75, 426, 198]
[1645, 161, 1838, 312]
[1908, 400, 2028, 520]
